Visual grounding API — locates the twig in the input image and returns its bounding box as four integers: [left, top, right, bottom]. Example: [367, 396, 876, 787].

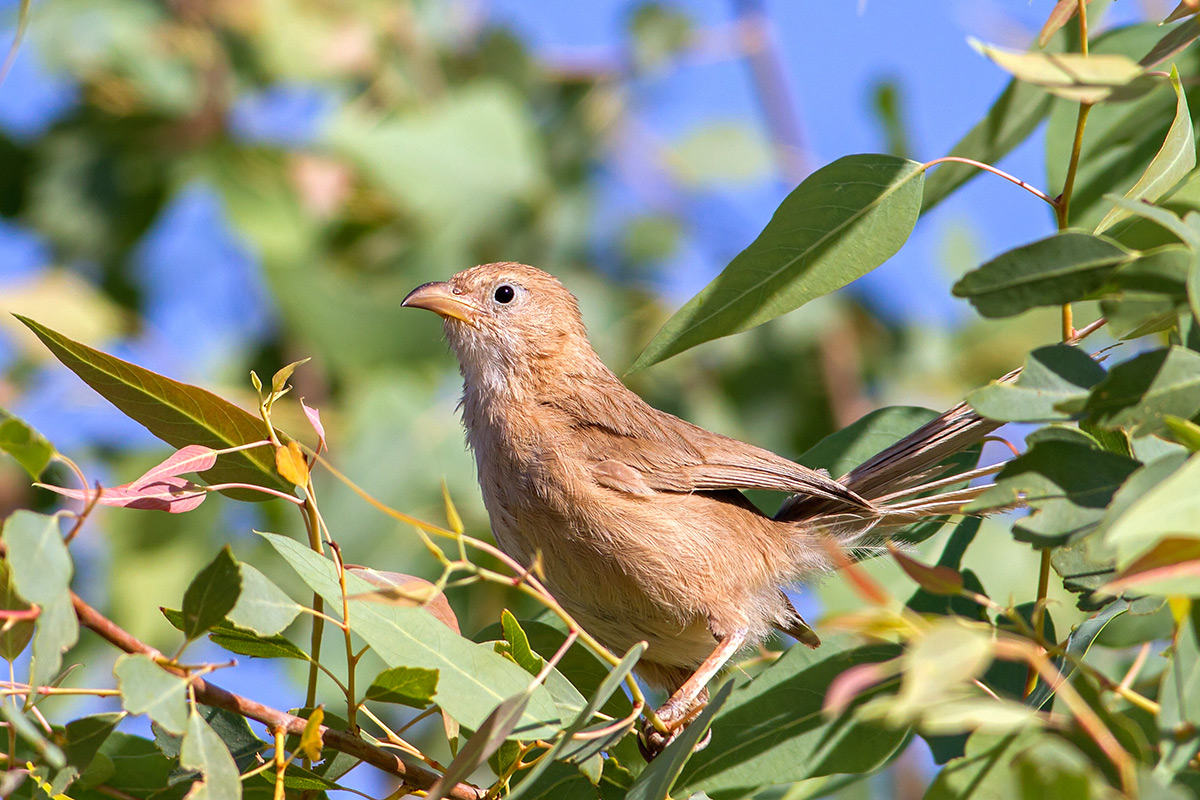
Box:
[69, 592, 486, 800]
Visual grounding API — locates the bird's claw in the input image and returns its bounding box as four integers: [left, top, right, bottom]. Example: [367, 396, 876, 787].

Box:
[636, 718, 712, 760]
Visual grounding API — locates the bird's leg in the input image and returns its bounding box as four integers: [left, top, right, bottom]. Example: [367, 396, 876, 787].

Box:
[639, 628, 748, 758]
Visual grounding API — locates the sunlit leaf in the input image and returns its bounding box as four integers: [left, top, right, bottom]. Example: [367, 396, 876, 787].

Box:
[225, 564, 300, 637]
[114, 654, 188, 736]
[426, 689, 533, 800]
[970, 38, 1154, 104]
[1084, 346, 1200, 436]
[675, 635, 905, 796]
[969, 439, 1140, 547]
[180, 708, 242, 800]
[14, 316, 287, 498]
[261, 532, 561, 738]
[0, 561, 33, 662]
[1103, 452, 1200, 566]
[274, 440, 308, 486]
[0, 408, 54, 479]
[1096, 68, 1195, 234]
[630, 154, 924, 369]
[39, 475, 208, 514]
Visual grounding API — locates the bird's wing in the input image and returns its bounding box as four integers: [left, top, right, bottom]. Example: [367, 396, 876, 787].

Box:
[542, 386, 873, 510]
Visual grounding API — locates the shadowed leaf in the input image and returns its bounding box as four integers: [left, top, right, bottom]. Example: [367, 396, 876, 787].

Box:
[968, 345, 1106, 422]
[1084, 346, 1200, 436]
[182, 546, 242, 641]
[365, 666, 438, 708]
[952, 232, 1132, 318]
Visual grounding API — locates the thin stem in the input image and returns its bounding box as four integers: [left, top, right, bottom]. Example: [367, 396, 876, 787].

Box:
[302, 496, 325, 729]
[272, 727, 286, 800]
[1025, 551, 1053, 698]
[922, 156, 1057, 206]
[329, 541, 358, 732]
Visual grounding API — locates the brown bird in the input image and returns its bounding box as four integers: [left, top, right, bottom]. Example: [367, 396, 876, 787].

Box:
[403, 263, 1002, 754]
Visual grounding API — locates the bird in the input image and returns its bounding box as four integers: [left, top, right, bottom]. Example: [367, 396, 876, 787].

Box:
[403, 262, 1004, 755]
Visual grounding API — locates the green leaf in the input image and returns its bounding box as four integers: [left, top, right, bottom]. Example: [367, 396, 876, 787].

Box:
[0, 699, 66, 769]
[952, 232, 1132, 318]
[364, 666, 438, 708]
[1105, 192, 1200, 251]
[1096, 67, 1196, 234]
[508, 644, 645, 800]
[427, 688, 534, 800]
[969, 439, 1140, 547]
[3, 510, 71, 606]
[181, 708, 242, 800]
[161, 608, 310, 661]
[1084, 346, 1200, 436]
[324, 82, 544, 235]
[14, 315, 289, 498]
[628, 681, 733, 800]
[1103, 452, 1200, 567]
[0, 408, 54, 479]
[1158, 604, 1200, 774]
[967, 345, 1106, 422]
[182, 546, 242, 641]
[970, 38, 1154, 104]
[798, 406, 939, 478]
[1046, 23, 1200, 231]
[0, 560, 34, 661]
[674, 635, 906, 796]
[629, 154, 924, 369]
[926, 729, 1111, 800]
[114, 653, 188, 736]
[500, 610, 545, 675]
[79, 733, 172, 794]
[260, 531, 562, 738]
[1025, 600, 1129, 710]
[63, 713, 123, 777]
[225, 563, 299, 637]
[31, 594, 78, 690]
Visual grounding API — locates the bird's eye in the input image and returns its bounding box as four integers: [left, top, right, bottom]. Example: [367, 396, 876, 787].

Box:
[493, 284, 516, 304]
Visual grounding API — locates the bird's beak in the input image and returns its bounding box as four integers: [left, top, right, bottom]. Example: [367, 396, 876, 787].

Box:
[401, 282, 478, 323]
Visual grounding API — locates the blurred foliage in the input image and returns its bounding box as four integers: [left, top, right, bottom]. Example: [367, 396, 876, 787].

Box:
[5, 1, 1200, 800]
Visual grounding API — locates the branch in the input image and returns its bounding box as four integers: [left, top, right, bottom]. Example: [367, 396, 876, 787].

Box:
[69, 592, 486, 800]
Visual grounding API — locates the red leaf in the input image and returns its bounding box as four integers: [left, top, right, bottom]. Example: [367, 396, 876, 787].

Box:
[301, 399, 326, 454]
[889, 543, 964, 596]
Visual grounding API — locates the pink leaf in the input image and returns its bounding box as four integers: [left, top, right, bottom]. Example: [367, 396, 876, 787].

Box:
[39, 477, 207, 513]
[301, 399, 327, 454]
[130, 445, 218, 489]
[823, 660, 897, 716]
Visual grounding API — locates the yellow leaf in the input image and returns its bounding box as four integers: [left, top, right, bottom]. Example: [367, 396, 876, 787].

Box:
[442, 480, 464, 535]
[275, 441, 309, 486]
[299, 706, 324, 761]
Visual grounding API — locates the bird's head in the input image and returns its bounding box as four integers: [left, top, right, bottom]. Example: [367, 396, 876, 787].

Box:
[403, 263, 595, 395]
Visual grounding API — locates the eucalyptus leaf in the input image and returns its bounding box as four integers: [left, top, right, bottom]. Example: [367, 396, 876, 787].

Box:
[1084, 346, 1200, 436]
[225, 563, 300, 637]
[260, 531, 562, 738]
[114, 654, 188, 736]
[967, 344, 1106, 422]
[630, 154, 924, 369]
[14, 316, 288, 497]
[182, 546, 242, 641]
[952, 232, 1133, 318]
[0, 408, 54, 479]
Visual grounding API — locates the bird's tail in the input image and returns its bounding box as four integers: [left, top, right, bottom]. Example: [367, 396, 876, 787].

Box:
[775, 366, 1023, 547]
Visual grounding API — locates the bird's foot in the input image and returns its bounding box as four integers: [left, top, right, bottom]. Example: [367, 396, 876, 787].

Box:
[636, 698, 709, 760]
